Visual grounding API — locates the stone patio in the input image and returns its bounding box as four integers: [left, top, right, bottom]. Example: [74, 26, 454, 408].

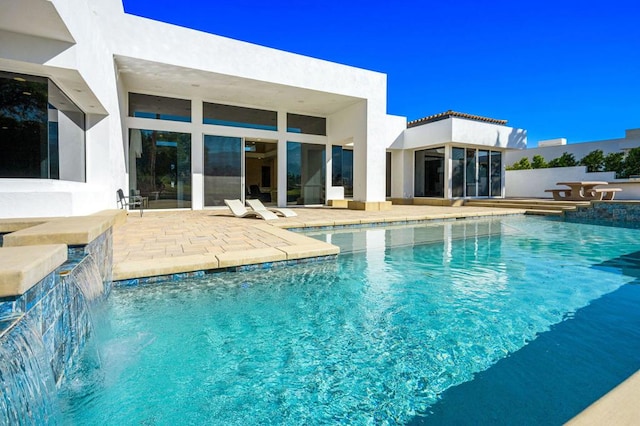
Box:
[112, 204, 524, 281]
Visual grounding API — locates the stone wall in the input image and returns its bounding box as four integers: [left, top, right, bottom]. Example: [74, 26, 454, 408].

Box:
[565, 201, 640, 225]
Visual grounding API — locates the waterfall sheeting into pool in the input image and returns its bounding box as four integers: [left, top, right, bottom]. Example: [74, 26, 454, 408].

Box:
[0, 252, 106, 424]
[0, 318, 58, 424]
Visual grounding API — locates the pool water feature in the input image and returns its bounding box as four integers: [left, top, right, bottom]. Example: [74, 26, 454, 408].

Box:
[60, 217, 640, 424]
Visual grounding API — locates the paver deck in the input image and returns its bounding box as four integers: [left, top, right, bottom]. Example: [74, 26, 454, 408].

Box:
[112, 204, 524, 281]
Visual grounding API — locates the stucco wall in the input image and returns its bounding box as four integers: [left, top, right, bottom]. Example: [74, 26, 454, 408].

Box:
[401, 118, 527, 151]
[505, 167, 616, 198]
[505, 134, 640, 167]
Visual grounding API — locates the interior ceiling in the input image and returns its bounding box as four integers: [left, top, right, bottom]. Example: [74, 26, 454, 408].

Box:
[115, 56, 362, 116]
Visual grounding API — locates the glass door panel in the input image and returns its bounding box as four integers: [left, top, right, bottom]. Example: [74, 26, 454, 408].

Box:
[478, 150, 489, 196]
[130, 129, 191, 209]
[204, 135, 242, 207]
[466, 148, 477, 197]
[287, 142, 325, 205]
[452, 148, 465, 197]
[490, 151, 502, 197]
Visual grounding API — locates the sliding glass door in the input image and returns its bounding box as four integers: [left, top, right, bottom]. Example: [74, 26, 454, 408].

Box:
[287, 142, 325, 205]
[450, 147, 502, 198]
[204, 135, 242, 207]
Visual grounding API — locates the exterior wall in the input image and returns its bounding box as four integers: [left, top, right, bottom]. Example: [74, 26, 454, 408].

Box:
[506, 167, 640, 200]
[450, 118, 526, 149]
[505, 167, 616, 198]
[505, 131, 640, 166]
[400, 118, 526, 151]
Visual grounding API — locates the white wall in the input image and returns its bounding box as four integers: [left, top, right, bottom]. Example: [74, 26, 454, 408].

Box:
[401, 118, 527, 151]
[505, 167, 616, 198]
[0, 179, 108, 217]
[451, 118, 527, 149]
[505, 133, 640, 166]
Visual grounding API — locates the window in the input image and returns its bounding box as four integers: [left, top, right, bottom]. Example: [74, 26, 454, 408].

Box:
[332, 145, 353, 197]
[0, 71, 85, 181]
[452, 148, 465, 197]
[203, 102, 276, 131]
[129, 129, 191, 209]
[287, 142, 325, 205]
[129, 93, 191, 122]
[287, 113, 326, 136]
[414, 147, 444, 197]
[203, 135, 242, 207]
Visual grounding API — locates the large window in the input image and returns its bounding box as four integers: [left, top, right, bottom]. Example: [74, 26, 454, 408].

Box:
[203, 102, 276, 131]
[331, 145, 353, 197]
[287, 113, 326, 136]
[452, 148, 465, 197]
[129, 93, 191, 122]
[450, 147, 502, 198]
[203, 135, 242, 207]
[490, 151, 502, 197]
[129, 129, 191, 209]
[287, 142, 325, 205]
[414, 147, 444, 197]
[0, 71, 85, 180]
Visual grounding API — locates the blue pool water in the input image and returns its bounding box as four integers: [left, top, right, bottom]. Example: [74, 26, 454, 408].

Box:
[60, 216, 640, 424]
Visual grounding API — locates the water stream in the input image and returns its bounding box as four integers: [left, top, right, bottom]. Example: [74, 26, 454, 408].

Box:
[0, 252, 107, 424]
[0, 318, 59, 424]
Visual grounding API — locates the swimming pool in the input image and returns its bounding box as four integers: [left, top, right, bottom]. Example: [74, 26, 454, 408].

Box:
[59, 216, 640, 424]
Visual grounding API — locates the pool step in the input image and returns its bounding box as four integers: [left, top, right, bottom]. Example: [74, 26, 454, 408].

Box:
[464, 198, 591, 216]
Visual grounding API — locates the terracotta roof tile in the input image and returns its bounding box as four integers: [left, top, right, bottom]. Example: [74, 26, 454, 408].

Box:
[407, 110, 508, 128]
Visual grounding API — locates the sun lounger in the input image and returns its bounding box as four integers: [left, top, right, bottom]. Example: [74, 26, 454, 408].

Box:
[245, 199, 297, 218]
[224, 199, 278, 220]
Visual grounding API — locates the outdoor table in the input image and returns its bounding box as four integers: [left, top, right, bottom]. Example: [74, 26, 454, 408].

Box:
[554, 181, 609, 201]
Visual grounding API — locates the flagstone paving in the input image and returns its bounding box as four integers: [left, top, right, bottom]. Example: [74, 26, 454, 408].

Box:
[112, 204, 524, 281]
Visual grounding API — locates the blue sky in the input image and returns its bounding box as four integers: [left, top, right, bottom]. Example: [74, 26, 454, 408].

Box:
[123, 0, 639, 147]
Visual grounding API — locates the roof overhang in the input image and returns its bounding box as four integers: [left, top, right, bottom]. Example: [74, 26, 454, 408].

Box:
[0, 0, 75, 43]
[115, 55, 362, 117]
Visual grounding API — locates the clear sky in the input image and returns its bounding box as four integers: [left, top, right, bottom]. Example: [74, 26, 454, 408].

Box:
[122, 0, 639, 147]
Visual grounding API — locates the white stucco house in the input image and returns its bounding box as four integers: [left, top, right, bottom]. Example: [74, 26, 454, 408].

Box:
[0, 0, 528, 219]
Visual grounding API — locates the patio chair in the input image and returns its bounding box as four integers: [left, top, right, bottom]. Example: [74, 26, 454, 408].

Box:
[117, 188, 144, 216]
[245, 199, 297, 218]
[224, 199, 278, 220]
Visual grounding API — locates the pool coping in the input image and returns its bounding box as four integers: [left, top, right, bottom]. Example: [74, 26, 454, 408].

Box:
[111, 210, 525, 285]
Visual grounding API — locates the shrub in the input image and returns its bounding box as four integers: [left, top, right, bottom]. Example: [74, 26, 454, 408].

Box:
[579, 149, 605, 172]
[532, 155, 547, 169]
[547, 152, 577, 168]
[506, 157, 532, 170]
[623, 147, 640, 178]
[604, 152, 625, 176]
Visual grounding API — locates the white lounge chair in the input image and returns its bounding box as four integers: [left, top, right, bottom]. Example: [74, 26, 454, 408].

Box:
[224, 199, 278, 220]
[246, 199, 298, 218]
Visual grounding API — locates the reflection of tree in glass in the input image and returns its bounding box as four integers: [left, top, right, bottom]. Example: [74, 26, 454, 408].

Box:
[0, 79, 48, 125]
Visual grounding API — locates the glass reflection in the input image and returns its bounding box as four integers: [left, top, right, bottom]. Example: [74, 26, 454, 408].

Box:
[204, 135, 242, 207]
[129, 129, 191, 209]
[287, 142, 325, 205]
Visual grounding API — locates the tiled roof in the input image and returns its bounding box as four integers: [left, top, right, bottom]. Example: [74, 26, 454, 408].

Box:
[407, 110, 508, 128]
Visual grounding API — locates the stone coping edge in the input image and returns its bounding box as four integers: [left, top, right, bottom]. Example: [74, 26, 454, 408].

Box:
[2, 210, 125, 247]
[567, 369, 640, 425]
[278, 212, 526, 232]
[0, 244, 68, 298]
